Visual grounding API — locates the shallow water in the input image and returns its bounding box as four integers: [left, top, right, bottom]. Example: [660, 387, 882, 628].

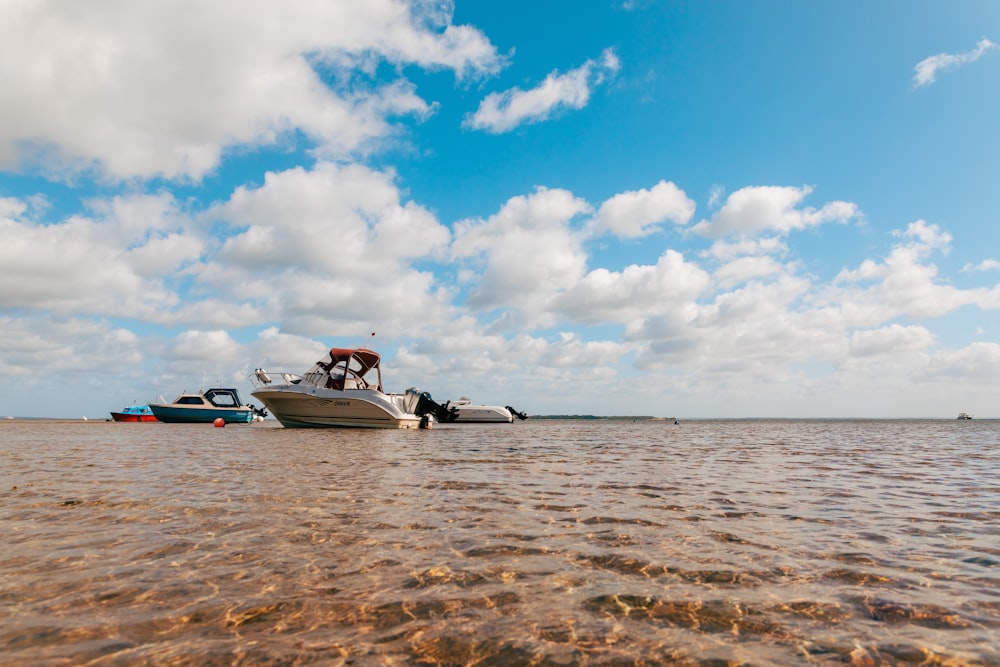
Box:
[1, 419, 998, 665]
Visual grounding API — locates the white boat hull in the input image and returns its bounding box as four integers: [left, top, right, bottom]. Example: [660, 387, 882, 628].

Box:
[252, 384, 423, 429]
[452, 404, 513, 423]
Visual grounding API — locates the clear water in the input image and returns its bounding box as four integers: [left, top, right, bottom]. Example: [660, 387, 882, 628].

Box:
[2, 419, 997, 665]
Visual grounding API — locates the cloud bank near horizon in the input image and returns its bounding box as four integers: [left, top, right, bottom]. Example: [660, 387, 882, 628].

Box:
[4, 163, 999, 411]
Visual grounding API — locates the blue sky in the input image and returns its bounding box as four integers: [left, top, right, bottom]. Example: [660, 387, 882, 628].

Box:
[1, 1, 999, 418]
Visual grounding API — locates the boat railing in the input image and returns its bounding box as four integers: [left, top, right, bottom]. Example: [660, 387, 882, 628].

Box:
[250, 369, 311, 389]
[250, 368, 376, 391]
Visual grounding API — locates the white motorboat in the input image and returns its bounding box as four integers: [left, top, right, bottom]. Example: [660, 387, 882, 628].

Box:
[250, 347, 456, 429]
[451, 398, 528, 423]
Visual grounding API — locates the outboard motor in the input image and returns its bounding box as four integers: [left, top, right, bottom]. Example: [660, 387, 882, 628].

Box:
[506, 405, 528, 420]
[402, 387, 423, 415]
[404, 388, 459, 423]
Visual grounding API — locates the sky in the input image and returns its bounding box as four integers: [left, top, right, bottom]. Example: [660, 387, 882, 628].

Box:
[1, 1, 999, 419]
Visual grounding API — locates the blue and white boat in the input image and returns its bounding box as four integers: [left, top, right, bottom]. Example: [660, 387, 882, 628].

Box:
[149, 387, 263, 424]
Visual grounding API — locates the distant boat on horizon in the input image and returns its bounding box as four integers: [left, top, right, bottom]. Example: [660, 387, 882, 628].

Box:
[957, 412, 973, 420]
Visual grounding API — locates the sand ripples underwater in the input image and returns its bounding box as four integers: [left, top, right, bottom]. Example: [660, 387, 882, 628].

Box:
[1, 419, 998, 665]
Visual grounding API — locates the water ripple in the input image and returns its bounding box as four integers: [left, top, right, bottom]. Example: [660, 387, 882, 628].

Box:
[1, 418, 998, 665]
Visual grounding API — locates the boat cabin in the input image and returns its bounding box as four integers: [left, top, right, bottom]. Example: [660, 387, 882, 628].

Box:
[303, 348, 384, 392]
[120, 404, 154, 415]
[173, 388, 245, 407]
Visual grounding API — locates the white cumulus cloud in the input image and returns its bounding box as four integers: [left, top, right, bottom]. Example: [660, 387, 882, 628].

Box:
[690, 185, 859, 239]
[962, 259, 1000, 272]
[849, 324, 934, 358]
[927, 342, 1000, 378]
[0, 191, 196, 318]
[207, 162, 456, 338]
[830, 220, 975, 324]
[554, 250, 712, 324]
[0, 0, 502, 181]
[914, 37, 996, 87]
[451, 187, 591, 324]
[464, 48, 620, 133]
[590, 180, 696, 238]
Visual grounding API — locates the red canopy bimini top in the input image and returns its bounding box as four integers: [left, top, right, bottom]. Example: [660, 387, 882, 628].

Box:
[320, 348, 383, 392]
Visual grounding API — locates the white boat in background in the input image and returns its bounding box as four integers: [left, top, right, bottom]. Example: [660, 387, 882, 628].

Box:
[250, 347, 457, 429]
[451, 398, 528, 423]
[957, 412, 973, 420]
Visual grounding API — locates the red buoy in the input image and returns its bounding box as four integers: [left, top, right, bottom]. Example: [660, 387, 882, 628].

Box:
[213, 417, 225, 427]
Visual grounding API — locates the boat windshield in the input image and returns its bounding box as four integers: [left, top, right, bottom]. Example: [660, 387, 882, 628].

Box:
[204, 389, 243, 407]
[177, 396, 207, 405]
[309, 348, 383, 391]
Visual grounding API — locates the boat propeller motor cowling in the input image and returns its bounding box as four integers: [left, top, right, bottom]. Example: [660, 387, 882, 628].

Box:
[505, 405, 528, 420]
[404, 388, 459, 423]
[247, 404, 268, 419]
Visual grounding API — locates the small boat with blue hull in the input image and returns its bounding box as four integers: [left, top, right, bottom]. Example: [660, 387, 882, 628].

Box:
[149, 387, 263, 424]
